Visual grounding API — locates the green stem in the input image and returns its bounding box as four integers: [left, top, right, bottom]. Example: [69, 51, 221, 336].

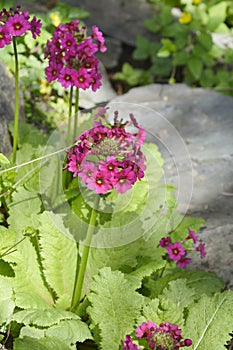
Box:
[12, 37, 19, 164]
[73, 88, 79, 140]
[71, 195, 100, 311]
[67, 86, 74, 143]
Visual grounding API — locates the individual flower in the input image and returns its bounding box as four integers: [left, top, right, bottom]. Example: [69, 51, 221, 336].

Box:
[179, 12, 192, 24]
[167, 242, 186, 261]
[45, 20, 106, 91]
[64, 108, 146, 195]
[195, 241, 206, 258]
[123, 320, 192, 350]
[160, 237, 171, 248]
[0, 5, 42, 47]
[185, 229, 198, 244]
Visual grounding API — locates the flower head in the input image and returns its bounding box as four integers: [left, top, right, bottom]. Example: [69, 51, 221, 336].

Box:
[123, 320, 192, 350]
[0, 6, 41, 47]
[45, 21, 106, 90]
[167, 242, 186, 261]
[64, 108, 146, 195]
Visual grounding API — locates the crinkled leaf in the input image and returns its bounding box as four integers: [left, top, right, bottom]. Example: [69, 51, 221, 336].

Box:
[11, 239, 54, 309]
[13, 336, 71, 350]
[13, 308, 80, 328]
[183, 291, 233, 350]
[160, 279, 196, 309]
[0, 276, 15, 325]
[88, 267, 144, 350]
[46, 319, 93, 344]
[20, 326, 45, 339]
[9, 122, 48, 148]
[38, 212, 77, 309]
[158, 298, 184, 326]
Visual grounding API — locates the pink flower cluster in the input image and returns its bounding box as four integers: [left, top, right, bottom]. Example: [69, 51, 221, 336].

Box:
[0, 5, 42, 48]
[160, 229, 206, 268]
[64, 108, 146, 195]
[122, 320, 192, 350]
[45, 20, 106, 90]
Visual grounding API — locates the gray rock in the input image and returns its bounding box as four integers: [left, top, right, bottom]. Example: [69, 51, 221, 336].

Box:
[64, 0, 156, 46]
[0, 62, 24, 156]
[110, 84, 233, 286]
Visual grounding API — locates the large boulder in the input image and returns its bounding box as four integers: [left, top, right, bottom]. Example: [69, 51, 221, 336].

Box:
[0, 62, 24, 156]
[110, 84, 233, 287]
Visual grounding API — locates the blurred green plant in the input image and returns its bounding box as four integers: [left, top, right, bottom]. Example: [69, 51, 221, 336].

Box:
[0, 2, 89, 130]
[114, 0, 233, 95]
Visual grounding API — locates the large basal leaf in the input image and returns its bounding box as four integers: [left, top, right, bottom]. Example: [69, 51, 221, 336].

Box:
[38, 212, 77, 309]
[45, 319, 93, 344]
[12, 239, 54, 309]
[8, 187, 42, 234]
[13, 308, 80, 328]
[183, 291, 233, 350]
[88, 267, 144, 350]
[13, 336, 71, 350]
[0, 276, 15, 325]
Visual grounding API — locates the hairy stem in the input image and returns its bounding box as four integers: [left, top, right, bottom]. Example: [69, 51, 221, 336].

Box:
[71, 195, 100, 311]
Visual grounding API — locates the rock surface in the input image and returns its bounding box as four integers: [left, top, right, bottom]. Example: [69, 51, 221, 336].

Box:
[0, 62, 24, 156]
[110, 84, 233, 288]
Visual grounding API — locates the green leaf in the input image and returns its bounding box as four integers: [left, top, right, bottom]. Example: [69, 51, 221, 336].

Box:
[133, 36, 153, 60]
[46, 319, 93, 344]
[8, 188, 41, 234]
[0, 259, 14, 277]
[0, 153, 10, 165]
[0, 276, 15, 325]
[88, 267, 144, 350]
[10, 239, 54, 309]
[197, 33, 213, 50]
[160, 279, 196, 309]
[183, 291, 233, 350]
[149, 270, 224, 298]
[8, 122, 48, 148]
[14, 336, 71, 350]
[188, 56, 203, 80]
[174, 51, 188, 65]
[13, 308, 80, 328]
[207, 2, 227, 31]
[157, 39, 176, 58]
[38, 212, 77, 309]
[0, 229, 16, 256]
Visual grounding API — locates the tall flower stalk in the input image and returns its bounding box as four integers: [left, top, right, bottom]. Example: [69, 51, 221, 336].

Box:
[71, 195, 100, 311]
[64, 108, 147, 310]
[0, 5, 42, 162]
[12, 37, 19, 163]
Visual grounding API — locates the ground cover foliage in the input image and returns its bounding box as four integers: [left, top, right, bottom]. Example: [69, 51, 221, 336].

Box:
[114, 0, 233, 95]
[0, 1, 233, 349]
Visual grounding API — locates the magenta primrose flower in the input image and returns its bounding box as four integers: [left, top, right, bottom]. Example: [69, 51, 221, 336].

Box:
[45, 20, 106, 91]
[159, 228, 206, 268]
[122, 320, 192, 350]
[64, 108, 146, 195]
[0, 5, 42, 47]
